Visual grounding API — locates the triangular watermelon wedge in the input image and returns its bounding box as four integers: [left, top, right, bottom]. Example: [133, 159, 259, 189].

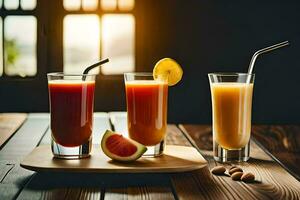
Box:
[101, 130, 147, 162]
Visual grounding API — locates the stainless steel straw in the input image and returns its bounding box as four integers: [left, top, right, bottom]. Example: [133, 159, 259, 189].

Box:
[247, 41, 289, 83]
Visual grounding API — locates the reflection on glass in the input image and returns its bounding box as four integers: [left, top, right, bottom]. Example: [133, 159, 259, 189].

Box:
[118, 0, 134, 11]
[82, 0, 98, 10]
[20, 0, 36, 10]
[4, 16, 37, 76]
[102, 14, 135, 74]
[4, 0, 18, 10]
[63, 0, 81, 11]
[101, 0, 116, 10]
[0, 18, 2, 76]
[63, 15, 100, 74]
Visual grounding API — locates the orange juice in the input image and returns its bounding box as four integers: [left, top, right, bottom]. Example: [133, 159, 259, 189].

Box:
[211, 83, 253, 150]
[125, 80, 168, 146]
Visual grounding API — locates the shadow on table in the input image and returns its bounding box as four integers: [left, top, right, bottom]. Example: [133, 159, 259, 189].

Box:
[23, 172, 172, 190]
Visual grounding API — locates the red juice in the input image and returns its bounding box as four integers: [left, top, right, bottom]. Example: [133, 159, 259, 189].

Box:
[125, 80, 168, 146]
[48, 80, 95, 147]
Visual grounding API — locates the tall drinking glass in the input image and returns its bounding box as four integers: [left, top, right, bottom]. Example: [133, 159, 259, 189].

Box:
[124, 73, 168, 157]
[47, 73, 96, 159]
[208, 73, 255, 162]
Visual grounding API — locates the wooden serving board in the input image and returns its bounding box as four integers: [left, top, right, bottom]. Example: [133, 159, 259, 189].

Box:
[20, 145, 207, 173]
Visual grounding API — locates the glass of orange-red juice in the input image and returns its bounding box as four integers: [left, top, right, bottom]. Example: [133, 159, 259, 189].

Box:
[47, 73, 96, 159]
[124, 73, 168, 157]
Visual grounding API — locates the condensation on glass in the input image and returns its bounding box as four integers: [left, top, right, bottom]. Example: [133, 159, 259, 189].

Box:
[4, 16, 37, 76]
[63, 15, 100, 74]
[102, 14, 135, 74]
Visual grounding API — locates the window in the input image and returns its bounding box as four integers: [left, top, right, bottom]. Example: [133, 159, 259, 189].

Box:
[0, 0, 37, 77]
[63, 0, 135, 75]
[63, 15, 100, 74]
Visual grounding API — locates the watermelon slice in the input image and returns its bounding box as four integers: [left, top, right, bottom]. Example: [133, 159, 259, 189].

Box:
[101, 130, 147, 162]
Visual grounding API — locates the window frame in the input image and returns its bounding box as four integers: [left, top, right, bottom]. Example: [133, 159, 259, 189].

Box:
[0, 0, 47, 81]
[61, 0, 137, 77]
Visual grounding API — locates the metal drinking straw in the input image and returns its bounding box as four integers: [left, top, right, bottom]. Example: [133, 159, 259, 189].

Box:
[246, 41, 289, 83]
[82, 58, 109, 81]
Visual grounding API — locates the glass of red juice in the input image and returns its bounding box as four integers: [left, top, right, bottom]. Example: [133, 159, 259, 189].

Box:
[47, 73, 96, 159]
[124, 73, 168, 157]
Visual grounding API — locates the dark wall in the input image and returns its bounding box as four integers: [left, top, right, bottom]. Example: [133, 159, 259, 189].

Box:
[136, 0, 300, 124]
[1, 1, 300, 124]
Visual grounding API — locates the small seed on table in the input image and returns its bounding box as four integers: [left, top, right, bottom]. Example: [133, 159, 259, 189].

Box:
[241, 172, 255, 182]
[229, 167, 243, 175]
[231, 172, 243, 181]
[211, 166, 226, 175]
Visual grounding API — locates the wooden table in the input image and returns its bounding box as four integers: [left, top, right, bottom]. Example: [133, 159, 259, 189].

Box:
[0, 113, 299, 200]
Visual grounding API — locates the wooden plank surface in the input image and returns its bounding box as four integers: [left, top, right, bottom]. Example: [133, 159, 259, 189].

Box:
[105, 112, 176, 200]
[2, 112, 300, 200]
[0, 113, 27, 149]
[175, 124, 300, 200]
[252, 125, 300, 180]
[0, 114, 49, 200]
[17, 113, 111, 200]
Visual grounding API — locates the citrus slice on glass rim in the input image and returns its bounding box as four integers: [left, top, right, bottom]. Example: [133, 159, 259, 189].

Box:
[153, 58, 183, 86]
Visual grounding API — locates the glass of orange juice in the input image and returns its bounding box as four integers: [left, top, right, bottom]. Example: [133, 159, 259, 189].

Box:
[124, 73, 168, 157]
[208, 73, 255, 162]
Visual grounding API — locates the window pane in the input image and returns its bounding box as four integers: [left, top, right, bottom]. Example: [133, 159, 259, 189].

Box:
[63, 0, 81, 11]
[118, 0, 134, 11]
[4, 0, 18, 10]
[0, 18, 2, 76]
[4, 16, 37, 76]
[101, 0, 116, 10]
[82, 0, 97, 10]
[64, 15, 100, 74]
[102, 14, 135, 74]
[20, 0, 36, 10]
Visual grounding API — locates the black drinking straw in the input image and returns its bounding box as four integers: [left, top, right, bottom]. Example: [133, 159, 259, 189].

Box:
[82, 58, 110, 80]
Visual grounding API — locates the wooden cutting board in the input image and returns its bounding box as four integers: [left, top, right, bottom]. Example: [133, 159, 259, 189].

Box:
[20, 145, 207, 173]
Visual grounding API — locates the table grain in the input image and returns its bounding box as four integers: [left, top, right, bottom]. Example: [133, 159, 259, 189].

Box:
[0, 113, 299, 200]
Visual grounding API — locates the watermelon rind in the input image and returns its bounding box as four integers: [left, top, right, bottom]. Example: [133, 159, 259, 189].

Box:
[101, 130, 147, 162]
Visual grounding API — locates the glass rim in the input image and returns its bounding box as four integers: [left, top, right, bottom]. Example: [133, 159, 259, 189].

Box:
[208, 72, 255, 76]
[124, 72, 168, 78]
[47, 72, 98, 77]
[124, 72, 153, 76]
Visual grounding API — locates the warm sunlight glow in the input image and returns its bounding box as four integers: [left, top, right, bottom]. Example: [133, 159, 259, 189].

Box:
[63, 15, 100, 74]
[101, 14, 135, 74]
[82, 0, 98, 10]
[118, 0, 134, 11]
[63, 0, 81, 11]
[101, 0, 117, 10]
